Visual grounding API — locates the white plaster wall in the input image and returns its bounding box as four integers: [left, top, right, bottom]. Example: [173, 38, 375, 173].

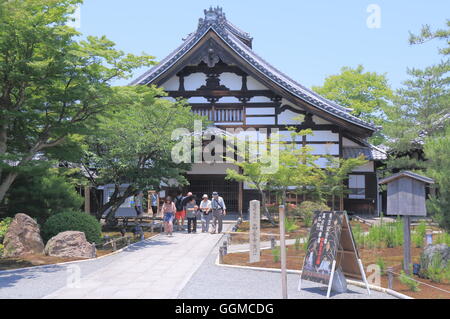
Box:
[246, 107, 275, 115]
[249, 96, 272, 103]
[160, 76, 179, 91]
[342, 137, 361, 147]
[352, 161, 374, 172]
[247, 76, 269, 90]
[312, 115, 332, 125]
[188, 96, 209, 103]
[218, 96, 241, 103]
[184, 73, 207, 90]
[307, 143, 339, 155]
[235, 129, 268, 142]
[278, 109, 304, 125]
[314, 157, 330, 168]
[187, 163, 238, 174]
[306, 130, 339, 142]
[277, 130, 302, 142]
[246, 116, 275, 125]
[219, 72, 242, 90]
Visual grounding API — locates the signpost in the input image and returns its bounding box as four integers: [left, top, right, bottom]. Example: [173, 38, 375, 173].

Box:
[249, 200, 261, 263]
[299, 211, 370, 298]
[279, 205, 287, 299]
[379, 171, 434, 274]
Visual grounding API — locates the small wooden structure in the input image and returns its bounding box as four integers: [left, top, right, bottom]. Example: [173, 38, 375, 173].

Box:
[379, 171, 434, 273]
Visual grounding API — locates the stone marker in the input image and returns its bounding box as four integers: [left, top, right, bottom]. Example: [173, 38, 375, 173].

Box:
[3, 213, 44, 257]
[249, 200, 260, 263]
[45, 231, 96, 259]
[420, 244, 449, 277]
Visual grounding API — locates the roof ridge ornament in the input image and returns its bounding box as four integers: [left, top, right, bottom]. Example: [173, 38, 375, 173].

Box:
[198, 6, 227, 31]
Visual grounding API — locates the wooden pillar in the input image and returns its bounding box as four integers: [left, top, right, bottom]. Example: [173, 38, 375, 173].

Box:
[238, 181, 243, 217]
[84, 186, 90, 213]
[279, 205, 288, 299]
[403, 215, 412, 274]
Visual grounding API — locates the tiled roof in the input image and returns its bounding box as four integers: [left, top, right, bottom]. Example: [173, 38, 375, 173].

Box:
[343, 146, 387, 161]
[130, 7, 378, 132]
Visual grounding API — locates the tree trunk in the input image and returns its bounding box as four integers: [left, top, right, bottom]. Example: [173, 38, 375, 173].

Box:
[98, 185, 135, 225]
[331, 194, 335, 211]
[260, 189, 275, 226]
[0, 172, 18, 204]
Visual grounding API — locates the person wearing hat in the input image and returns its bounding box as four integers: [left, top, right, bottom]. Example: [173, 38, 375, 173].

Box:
[211, 191, 226, 234]
[199, 194, 212, 233]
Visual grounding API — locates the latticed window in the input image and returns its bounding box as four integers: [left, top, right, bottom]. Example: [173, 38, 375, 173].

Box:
[192, 107, 243, 123]
[348, 175, 366, 199]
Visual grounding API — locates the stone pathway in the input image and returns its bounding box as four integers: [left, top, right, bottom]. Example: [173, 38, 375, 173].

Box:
[43, 229, 228, 299]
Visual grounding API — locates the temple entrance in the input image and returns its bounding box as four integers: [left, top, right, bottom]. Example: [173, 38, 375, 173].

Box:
[185, 175, 239, 212]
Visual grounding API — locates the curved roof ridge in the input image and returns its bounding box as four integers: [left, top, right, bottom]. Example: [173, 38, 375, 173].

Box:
[220, 29, 376, 130]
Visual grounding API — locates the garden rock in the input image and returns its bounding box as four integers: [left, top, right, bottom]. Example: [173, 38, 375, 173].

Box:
[45, 231, 96, 258]
[3, 213, 44, 257]
[420, 244, 449, 273]
[331, 268, 348, 293]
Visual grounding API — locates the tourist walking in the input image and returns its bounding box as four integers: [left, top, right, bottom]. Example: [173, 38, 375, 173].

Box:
[185, 196, 198, 234]
[133, 191, 144, 217]
[211, 191, 226, 234]
[160, 196, 176, 236]
[174, 192, 184, 231]
[150, 191, 158, 217]
[199, 194, 212, 233]
[176, 191, 192, 231]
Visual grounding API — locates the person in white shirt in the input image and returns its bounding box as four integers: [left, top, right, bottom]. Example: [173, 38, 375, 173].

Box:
[211, 191, 226, 234]
[199, 194, 212, 233]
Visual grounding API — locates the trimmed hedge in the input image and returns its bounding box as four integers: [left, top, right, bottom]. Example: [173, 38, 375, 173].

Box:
[42, 210, 102, 244]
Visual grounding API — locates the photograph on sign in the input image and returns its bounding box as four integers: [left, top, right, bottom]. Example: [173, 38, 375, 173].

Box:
[301, 211, 344, 285]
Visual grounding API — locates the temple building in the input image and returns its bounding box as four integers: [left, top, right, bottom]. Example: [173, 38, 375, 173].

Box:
[126, 7, 386, 215]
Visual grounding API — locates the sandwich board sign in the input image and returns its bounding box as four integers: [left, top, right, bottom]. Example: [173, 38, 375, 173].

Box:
[298, 211, 370, 298]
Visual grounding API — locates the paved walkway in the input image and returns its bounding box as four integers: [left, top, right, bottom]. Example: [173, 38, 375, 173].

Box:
[44, 230, 227, 299]
[0, 219, 395, 299]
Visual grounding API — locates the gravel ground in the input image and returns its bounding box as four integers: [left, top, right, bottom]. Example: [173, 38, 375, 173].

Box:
[178, 242, 396, 299]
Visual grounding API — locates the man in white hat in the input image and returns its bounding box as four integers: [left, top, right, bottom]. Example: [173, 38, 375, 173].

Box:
[211, 191, 226, 234]
[199, 194, 212, 233]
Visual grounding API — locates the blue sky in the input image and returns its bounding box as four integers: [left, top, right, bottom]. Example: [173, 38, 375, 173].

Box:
[77, 0, 449, 89]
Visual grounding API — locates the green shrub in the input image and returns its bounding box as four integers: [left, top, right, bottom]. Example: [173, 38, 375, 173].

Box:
[294, 237, 301, 251]
[4, 169, 83, 224]
[297, 201, 329, 228]
[284, 217, 299, 232]
[434, 232, 450, 245]
[272, 246, 280, 262]
[271, 246, 288, 263]
[42, 210, 102, 244]
[365, 218, 403, 248]
[412, 221, 427, 248]
[425, 254, 450, 283]
[0, 217, 13, 243]
[399, 271, 421, 292]
[352, 223, 364, 247]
